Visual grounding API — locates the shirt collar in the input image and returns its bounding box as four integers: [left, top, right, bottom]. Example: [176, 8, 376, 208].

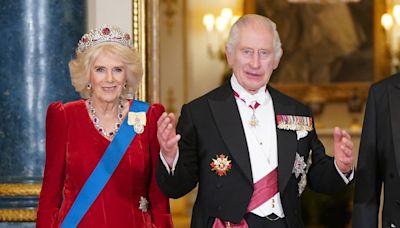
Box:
[230, 74, 268, 106]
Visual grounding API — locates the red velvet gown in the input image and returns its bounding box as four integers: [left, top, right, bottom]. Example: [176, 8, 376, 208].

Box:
[36, 100, 173, 228]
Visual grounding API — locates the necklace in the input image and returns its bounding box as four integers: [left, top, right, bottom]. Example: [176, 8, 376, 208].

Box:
[87, 98, 124, 139]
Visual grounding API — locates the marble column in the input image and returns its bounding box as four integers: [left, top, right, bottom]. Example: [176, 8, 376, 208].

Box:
[0, 0, 86, 223]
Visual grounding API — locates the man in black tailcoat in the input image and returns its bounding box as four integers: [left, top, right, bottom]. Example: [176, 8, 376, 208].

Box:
[157, 14, 354, 228]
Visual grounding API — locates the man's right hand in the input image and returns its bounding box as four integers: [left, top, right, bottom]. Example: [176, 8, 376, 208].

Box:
[157, 112, 181, 167]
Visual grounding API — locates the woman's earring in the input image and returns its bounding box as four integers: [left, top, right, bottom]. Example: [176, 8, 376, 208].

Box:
[87, 83, 92, 90]
[123, 81, 127, 89]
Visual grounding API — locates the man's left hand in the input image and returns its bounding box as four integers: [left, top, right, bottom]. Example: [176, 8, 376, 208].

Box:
[333, 127, 354, 174]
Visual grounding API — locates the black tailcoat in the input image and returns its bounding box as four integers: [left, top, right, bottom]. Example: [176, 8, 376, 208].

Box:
[353, 74, 400, 228]
[157, 83, 348, 228]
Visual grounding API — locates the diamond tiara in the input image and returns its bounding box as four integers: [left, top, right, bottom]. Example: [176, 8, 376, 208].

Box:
[77, 25, 133, 53]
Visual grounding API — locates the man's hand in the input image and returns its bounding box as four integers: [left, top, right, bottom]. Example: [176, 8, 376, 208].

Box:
[333, 127, 354, 174]
[157, 112, 181, 167]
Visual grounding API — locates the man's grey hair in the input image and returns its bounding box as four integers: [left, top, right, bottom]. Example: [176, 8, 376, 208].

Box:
[226, 14, 283, 60]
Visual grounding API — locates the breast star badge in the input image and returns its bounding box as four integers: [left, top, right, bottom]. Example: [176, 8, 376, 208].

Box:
[210, 154, 232, 176]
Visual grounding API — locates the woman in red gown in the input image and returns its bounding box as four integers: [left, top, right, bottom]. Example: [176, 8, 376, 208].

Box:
[36, 25, 173, 228]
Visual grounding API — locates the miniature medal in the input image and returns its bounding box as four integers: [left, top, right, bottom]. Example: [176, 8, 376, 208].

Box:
[276, 115, 313, 131]
[128, 111, 146, 134]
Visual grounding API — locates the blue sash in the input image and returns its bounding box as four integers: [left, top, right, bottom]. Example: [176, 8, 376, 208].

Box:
[61, 100, 150, 228]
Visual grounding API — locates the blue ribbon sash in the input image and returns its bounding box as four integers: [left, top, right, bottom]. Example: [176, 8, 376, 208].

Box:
[61, 100, 150, 228]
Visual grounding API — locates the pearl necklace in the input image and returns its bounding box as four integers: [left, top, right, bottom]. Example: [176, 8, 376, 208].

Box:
[87, 98, 124, 139]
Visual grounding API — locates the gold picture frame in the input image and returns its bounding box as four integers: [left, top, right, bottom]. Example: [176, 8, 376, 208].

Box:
[244, 0, 390, 102]
[135, 0, 161, 103]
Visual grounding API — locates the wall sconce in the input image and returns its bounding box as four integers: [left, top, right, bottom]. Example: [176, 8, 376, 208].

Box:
[381, 4, 400, 73]
[202, 8, 240, 62]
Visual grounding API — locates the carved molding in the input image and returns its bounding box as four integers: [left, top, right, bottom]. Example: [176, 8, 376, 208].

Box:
[132, 0, 161, 103]
[146, 0, 161, 103]
[0, 184, 41, 222]
[161, 0, 177, 34]
[133, 0, 147, 101]
[272, 82, 370, 102]
[0, 184, 41, 196]
[0, 209, 37, 222]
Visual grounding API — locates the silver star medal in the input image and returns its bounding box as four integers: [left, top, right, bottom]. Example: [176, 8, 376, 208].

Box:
[139, 196, 149, 212]
[292, 153, 307, 178]
[296, 151, 313, 196]
[298, 174, 307, 196]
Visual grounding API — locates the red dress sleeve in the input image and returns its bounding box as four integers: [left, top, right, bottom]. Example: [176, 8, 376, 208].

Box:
[37, 102, 67, 228]
[147, 104, 174, 228]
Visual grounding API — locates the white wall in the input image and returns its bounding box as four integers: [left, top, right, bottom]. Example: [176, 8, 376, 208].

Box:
[86, 0, 132, 35]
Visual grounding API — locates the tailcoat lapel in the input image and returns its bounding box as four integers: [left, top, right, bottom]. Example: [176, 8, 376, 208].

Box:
[209, 83, 253, 185]
[269, 87, 297, 192]
[389, 82, 400, 177]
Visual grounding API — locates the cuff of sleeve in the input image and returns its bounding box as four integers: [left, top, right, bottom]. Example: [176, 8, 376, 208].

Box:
[334, 159, 354, 184]
[159, 150, 179, 175]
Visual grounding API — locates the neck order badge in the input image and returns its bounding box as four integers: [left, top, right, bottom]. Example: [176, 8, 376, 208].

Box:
[233, 90, 261, 128]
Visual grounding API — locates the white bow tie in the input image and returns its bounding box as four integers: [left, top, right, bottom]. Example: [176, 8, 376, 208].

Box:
[241, 92, 266, 107]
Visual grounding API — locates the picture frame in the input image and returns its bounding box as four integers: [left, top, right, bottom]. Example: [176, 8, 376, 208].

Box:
[244, 0, 389, 102]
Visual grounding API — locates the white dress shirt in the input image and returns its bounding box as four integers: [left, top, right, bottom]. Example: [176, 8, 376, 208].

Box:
[231, 75, 285, 218]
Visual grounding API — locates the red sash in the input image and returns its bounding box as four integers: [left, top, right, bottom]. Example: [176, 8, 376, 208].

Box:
[212, 168, 278, 228]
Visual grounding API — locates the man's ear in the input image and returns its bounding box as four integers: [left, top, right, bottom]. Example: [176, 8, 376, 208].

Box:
[225, 46, 233, 66]
[273, 49, 283, 69]
[273, 58, 280, 70]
